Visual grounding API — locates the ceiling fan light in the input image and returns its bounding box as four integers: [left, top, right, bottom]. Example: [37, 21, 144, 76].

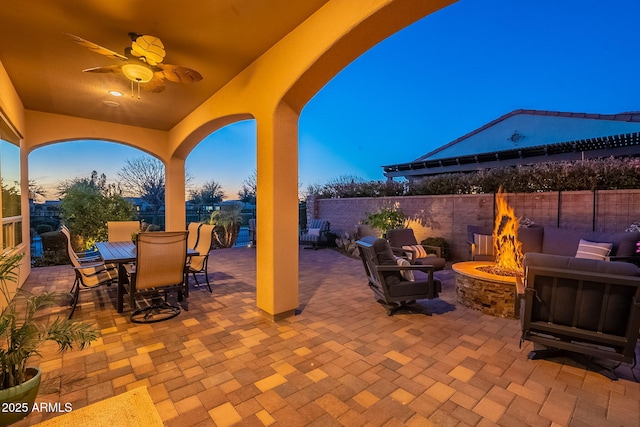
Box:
[122, 63, 154, 83]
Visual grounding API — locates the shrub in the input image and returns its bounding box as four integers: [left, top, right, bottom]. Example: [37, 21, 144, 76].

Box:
[421, 237, 451, 261]
[362, 207, 407, 236]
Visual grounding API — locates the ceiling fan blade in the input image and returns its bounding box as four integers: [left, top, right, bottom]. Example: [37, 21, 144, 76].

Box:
[65, 32, 128, 62]
[158, 64, 203, 83]
[144, 75, 166, 93]
[82, 65, 122, 73]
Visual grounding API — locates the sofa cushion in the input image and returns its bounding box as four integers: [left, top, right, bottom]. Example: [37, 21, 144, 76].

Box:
[518, 225, 544, 254]
[524, 252, 640, 276]
[575, 239, 612, 260]
[467, 225, 492, 243]
[541, 227, 584, 256]
[473, 233, 494, 256]
[583, 230, 640, 257]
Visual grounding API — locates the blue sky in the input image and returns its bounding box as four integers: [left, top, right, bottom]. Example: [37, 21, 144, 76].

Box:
[29, 0, 640, 200]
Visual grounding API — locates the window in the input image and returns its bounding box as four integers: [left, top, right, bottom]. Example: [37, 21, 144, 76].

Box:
[1, 140, 21, 252]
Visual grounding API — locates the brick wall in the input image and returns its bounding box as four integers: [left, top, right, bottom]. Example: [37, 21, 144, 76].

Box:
[312, 190, 640, 261]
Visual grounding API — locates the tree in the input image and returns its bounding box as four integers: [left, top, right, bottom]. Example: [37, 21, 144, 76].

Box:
[190, 180, 225, 212]
[28, 179, 47, 202]
[59, 171, 136, 250]
[237, 170, 257, 205]
[117, 157, 165, 223]
[206, 202, 243, 248]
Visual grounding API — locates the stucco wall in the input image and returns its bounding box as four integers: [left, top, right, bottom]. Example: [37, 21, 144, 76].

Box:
[309, 190, 640, 261]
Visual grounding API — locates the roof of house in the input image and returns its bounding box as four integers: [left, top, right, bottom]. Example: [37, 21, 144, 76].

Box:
[383, 109, 640, 178]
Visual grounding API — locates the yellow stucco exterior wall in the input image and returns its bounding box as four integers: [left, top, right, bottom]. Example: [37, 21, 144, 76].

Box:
[2, 0, 457, 318]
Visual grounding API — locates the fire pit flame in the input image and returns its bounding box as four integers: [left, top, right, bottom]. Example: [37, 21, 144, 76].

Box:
[492, 188, 523, 274]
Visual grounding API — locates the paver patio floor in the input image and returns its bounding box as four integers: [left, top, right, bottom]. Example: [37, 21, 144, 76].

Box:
[15, 247, 640, 426]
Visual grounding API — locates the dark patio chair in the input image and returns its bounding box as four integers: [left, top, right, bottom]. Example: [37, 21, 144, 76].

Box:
[386, 228, 446, 271]
[356, 237, 441, 316]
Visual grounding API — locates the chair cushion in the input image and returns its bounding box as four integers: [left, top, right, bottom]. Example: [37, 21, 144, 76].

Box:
[473, 233, 494, 256]
[388, 276, 442, 297]
[575, 239, 612, 260]
[307, 228, 321, 237]
[396, 257, 414, 281]
[403, 244, 427, 259]
[387, 228, 418, 247]
[414, 256, 446, 270]
[372, 238, 401, 286]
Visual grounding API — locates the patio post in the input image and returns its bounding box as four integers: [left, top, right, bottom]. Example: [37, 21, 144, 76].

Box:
[165, 157, 186, 231]
[255, 102, 299, 320]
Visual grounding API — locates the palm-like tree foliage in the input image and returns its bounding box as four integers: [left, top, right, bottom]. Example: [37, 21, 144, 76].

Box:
[0, 253, 98, 388]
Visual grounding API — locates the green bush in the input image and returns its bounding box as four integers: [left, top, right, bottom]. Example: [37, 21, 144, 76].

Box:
[362, 207, 407, 236]
[311, 158, 640, 199]
[421, 237, 451, 261]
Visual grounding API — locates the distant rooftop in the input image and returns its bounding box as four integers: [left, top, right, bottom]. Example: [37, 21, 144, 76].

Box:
[383, 109, 640, 179]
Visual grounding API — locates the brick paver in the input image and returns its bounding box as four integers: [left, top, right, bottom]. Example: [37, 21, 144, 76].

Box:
[14, 247, 640, 426]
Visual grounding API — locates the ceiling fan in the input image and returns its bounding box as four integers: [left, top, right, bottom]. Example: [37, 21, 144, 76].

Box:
[66, 32, 203, 97]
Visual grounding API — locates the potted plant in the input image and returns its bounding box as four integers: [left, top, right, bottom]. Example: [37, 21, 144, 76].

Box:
[0, 252, 98, 425]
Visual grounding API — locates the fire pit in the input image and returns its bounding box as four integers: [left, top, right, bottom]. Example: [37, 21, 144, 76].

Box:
[453, 261, 520, 318]
[454, 188, 524, 319]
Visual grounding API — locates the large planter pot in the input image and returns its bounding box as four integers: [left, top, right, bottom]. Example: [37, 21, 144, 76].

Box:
[0, 367, 42, 426]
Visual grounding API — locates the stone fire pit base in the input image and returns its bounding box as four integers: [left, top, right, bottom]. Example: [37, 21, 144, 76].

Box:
[452, 261, 519, 319]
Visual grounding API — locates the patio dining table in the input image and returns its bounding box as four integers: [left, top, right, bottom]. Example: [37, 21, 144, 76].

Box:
[95, 240, 197, 313]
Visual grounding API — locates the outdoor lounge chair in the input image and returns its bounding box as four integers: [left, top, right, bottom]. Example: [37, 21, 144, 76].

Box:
[124, 231, 189, 323]
[189, 223, 214, 292]
[356, 237, 441, 316]
[300, 219, 330, 249]
[386, 228, 446, 271]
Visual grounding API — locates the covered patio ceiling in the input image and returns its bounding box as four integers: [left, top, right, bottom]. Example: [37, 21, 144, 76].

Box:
[0, 0, 327, 130]
[0, 0, 330, 131]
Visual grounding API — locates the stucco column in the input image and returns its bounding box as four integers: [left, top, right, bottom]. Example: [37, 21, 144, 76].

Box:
[255, 102, 299, 320]
[165, 156, 186, 231]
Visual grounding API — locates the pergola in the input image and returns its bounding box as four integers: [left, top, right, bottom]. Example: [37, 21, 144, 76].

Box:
[0, 0, 456, 319]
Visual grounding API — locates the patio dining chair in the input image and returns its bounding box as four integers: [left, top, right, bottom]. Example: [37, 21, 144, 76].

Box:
[187, 222, 202, 250]
[124, 231, 189, 323]
[63, 228, 117, 318]
[189, 223, 214, 292]
[61, 225, 101, 264]
[107, 221, 140, 242]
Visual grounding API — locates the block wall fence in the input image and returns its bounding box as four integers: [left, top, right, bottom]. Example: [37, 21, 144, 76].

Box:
[306, 190, 640, 261]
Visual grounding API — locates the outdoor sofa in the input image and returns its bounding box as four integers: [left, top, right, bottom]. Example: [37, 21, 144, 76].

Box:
[467, 224, 640, 262]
